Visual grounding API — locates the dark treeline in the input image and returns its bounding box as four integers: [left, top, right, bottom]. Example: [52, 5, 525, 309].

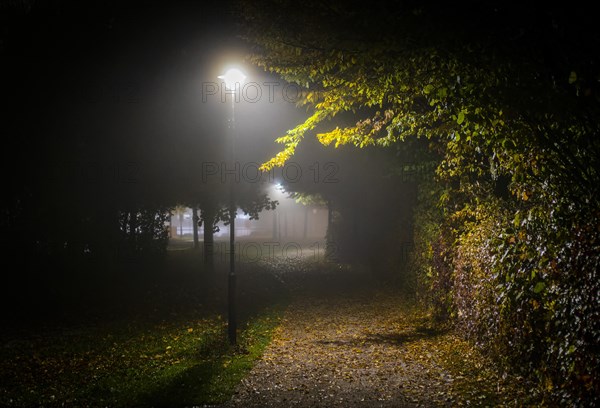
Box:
[277, 135, 426, 283]
[0, 1, 291, 319]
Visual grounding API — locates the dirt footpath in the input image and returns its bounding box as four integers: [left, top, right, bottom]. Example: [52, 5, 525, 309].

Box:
[225, 267, 536, 407]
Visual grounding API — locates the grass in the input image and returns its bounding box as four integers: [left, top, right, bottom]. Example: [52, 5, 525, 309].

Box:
[0, 305, 285, 407]
[0, 249, 288, 407]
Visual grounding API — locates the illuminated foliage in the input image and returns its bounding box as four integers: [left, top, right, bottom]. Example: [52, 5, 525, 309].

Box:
[239, 1, 600, 403]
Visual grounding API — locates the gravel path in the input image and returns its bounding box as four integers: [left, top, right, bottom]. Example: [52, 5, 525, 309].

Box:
[225, 265, 536, 408]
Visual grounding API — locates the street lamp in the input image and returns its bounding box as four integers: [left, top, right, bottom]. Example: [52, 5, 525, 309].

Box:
[218, 68, 246, 91]
[218, 67, 246, 345]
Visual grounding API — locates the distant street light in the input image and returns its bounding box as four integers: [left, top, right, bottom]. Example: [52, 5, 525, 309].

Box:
[218, 67, 246, 345]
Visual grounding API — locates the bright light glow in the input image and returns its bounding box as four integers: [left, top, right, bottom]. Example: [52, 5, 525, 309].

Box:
[218, 68, 246, 91]
[275, 183, 283, 191]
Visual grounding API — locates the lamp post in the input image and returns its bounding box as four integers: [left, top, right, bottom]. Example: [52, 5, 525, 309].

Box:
[218, 68, 246, 345]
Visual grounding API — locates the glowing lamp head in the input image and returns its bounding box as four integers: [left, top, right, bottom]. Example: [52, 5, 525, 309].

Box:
[218, 68, 246, 91]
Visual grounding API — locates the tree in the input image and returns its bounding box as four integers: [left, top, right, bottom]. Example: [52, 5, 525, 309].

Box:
[196, 186, 278, 271]
[239, 1, 599, 203]
[237, 1, 600, 403]
[173, 206, 187, 237]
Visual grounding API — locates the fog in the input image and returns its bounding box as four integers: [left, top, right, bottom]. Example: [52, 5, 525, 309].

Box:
[2, 0, 418, 312]
[3, 1, 594, 406]
[168, 186, 329, 250]
[1, 0, 419, 352]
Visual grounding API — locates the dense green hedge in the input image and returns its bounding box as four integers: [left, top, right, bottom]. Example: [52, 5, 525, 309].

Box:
[411, 179, 600, 405]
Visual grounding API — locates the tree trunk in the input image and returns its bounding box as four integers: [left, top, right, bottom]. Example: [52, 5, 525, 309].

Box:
[192, 207, 199, 249]
[203, 209, 215, 271]
[130, 210, 138, 252]
[326, 200, 335, 260]
[303, 206, 309, 240]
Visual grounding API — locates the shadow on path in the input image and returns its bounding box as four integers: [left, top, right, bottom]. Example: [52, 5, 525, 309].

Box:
[316, 326, 446, 348]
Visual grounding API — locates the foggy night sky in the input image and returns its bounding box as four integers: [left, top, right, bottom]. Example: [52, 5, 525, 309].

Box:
[2, 1, 309, 190]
